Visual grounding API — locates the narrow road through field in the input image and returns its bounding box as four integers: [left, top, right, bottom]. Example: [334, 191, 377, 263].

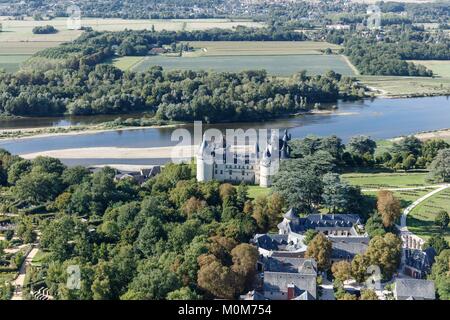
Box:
[398, 184, 450, 232]
[397, 184, 450, 274]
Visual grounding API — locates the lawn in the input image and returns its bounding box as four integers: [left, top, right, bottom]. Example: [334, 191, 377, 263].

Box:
[342, 172, 429, 190]
[407, 187, 450, 242]
[407, 60, 450, 78]
[247, 185, 271, 199]
[0, 54, 31, 72]
[31, 249, 49, 267]
[359, 75, 450, 97]
[132, 54, 356, 76]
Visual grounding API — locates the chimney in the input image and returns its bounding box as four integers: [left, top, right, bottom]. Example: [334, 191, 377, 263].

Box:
[287, 284, 295, 300]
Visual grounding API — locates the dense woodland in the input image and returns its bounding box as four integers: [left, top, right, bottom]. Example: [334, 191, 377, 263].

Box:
[326, 25, 450, 76]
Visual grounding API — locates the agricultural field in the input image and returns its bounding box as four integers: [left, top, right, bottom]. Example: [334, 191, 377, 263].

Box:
[0, 54, 31, 72]
[342, 172, 429, 190]
[408, 60, 450, 78]
[130, 53, 356, 76]
[108, 56, 146, 71]
[0, 16, 263, 54]
[123, 41, 354, 76]
[359, 75, 450, 97]
[407, 187, 450, 242]
[184, 41, 342, 57]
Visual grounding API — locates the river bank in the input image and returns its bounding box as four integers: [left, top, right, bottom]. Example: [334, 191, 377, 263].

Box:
[0, 109, 353, 141]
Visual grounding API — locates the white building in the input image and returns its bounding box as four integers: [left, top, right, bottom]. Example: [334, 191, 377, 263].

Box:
[196, 130, 291, 187]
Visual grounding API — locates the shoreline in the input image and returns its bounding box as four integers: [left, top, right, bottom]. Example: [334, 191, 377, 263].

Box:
[0, 109, 354, 141]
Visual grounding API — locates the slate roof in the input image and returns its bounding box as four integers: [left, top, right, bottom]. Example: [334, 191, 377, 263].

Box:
[394, 279, 436, 300]
[262, 256, 317, 275]
[279, 211, 362, 234]
[253, 234, 289, 251]
[330, 236, 369, 260]
[405, 247, 436, 276]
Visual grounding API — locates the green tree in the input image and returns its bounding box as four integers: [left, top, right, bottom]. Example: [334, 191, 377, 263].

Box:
[435, 211, 449, 230]
[167, 287, 201, 300]
[321, 173, 352, 213]
[427, 148, 450, 183]
[347, 135, 376, 157]
[423, 234, 449, 255]
[429, 249, 450, 300]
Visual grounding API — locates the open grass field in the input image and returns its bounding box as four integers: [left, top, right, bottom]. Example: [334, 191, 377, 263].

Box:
[359, 75, 450, 97]
[0, 16, 263, 55]
[0, 54, 31, 72]
[342, 172, 429, 189]
[108, 56, 146, 71]
[363, 187, 437, 209]
[184, 41, 342, 57]
[247, 185, 271, 199]
[407, 60, 450, 78]
[407, 187, 450, 242]
[131, 53, 356, 76]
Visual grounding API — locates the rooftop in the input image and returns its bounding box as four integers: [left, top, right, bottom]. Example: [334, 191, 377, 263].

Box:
[394, 278, 435, 300]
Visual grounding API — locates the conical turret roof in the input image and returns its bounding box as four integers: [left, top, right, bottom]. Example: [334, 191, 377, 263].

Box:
[283, 208, 298, 220]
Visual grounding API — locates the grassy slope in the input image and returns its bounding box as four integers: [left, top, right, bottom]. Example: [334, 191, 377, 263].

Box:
[407, 188, 450, 242]
[342, 172, 428, 189]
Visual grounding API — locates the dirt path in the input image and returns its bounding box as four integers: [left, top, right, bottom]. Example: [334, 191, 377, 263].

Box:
[11, 247, 39, 300]
[361, 185, 444, 192]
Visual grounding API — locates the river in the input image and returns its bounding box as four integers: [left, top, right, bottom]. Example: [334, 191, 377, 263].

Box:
[0, 96, 449, 166]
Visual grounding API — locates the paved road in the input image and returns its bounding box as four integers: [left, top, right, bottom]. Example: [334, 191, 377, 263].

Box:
[11, 247, 39, 300]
